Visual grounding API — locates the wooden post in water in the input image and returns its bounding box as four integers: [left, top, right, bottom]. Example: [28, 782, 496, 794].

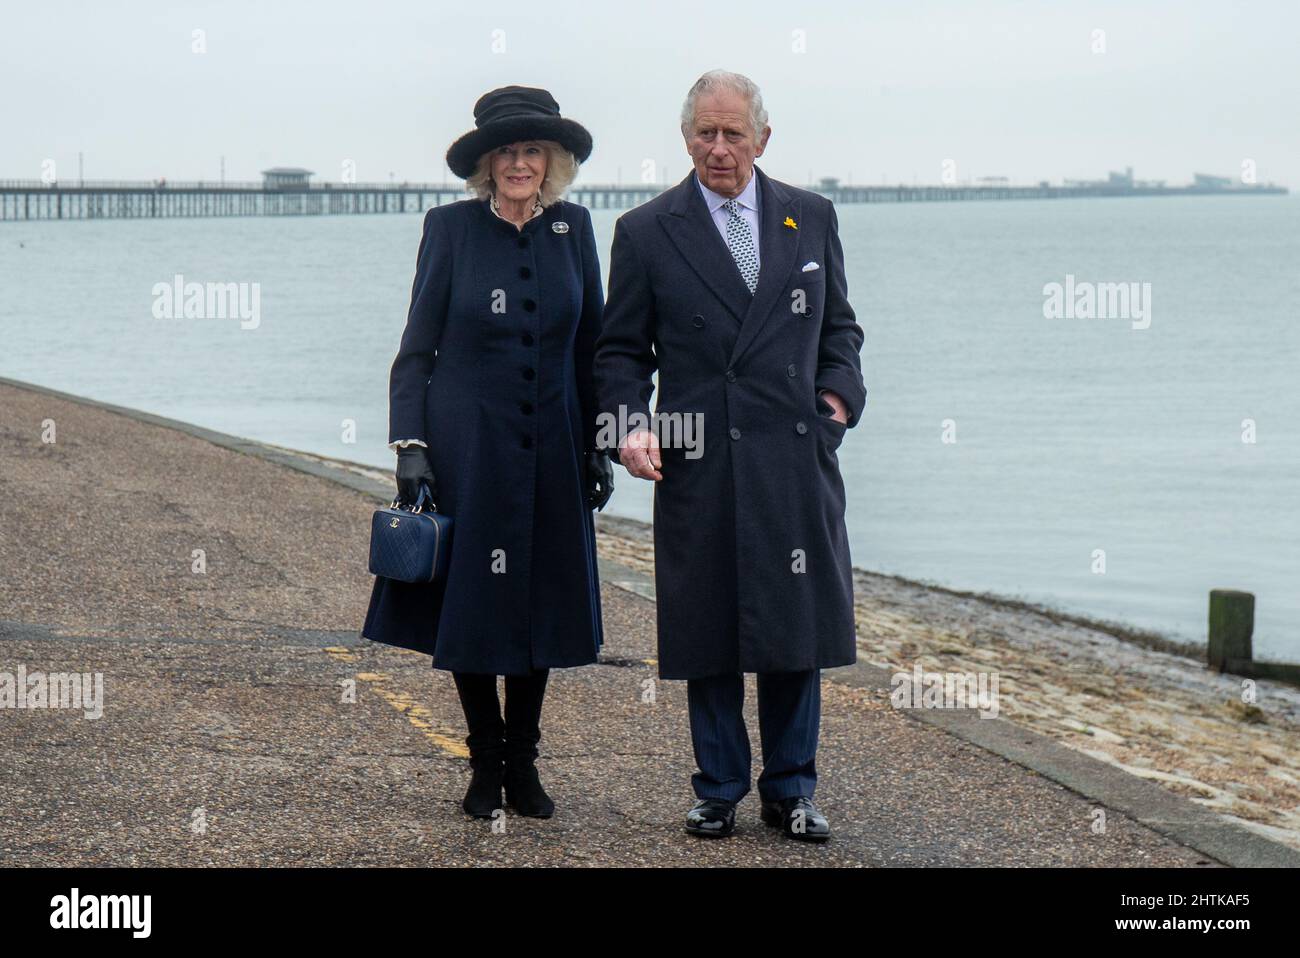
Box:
[1208, 589, 1254, 671]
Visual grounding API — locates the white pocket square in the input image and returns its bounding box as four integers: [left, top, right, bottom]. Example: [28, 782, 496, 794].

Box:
[801, 261, 820, 272]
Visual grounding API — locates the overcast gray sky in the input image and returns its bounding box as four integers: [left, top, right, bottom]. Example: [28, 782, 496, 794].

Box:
[3, 0, 1296, 188]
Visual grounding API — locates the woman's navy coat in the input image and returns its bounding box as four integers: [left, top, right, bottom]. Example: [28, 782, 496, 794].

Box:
[362, 198, 604, 675]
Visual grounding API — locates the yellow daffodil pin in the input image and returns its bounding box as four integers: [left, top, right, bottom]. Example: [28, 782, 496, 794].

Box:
[783, 216, 798, 230]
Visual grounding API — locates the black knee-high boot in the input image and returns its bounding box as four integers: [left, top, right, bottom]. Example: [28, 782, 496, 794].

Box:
[453, 672, 505, 818]
[503, 669, 553, 818]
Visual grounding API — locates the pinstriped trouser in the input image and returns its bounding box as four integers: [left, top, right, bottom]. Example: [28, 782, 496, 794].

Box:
[686, 669, 821, 804]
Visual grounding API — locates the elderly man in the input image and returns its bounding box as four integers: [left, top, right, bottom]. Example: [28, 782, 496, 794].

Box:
[594, 70, 866, 841]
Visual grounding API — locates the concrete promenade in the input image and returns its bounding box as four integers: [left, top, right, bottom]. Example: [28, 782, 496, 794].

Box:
[3, 377, 1294, 867]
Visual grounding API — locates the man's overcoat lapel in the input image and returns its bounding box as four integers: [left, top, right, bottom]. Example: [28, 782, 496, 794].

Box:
[654, 166, 802, 366]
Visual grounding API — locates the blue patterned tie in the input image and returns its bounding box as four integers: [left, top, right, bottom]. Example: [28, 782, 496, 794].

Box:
[722, 198, 759, 294]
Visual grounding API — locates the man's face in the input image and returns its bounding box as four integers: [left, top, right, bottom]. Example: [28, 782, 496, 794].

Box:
[684, 89, 771, 198]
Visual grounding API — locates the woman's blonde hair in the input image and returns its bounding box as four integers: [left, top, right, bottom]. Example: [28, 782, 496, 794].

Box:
[465, 139, 579, 207]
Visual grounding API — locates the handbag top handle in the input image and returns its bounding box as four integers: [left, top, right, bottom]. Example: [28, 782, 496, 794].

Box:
[391, 481, 437, 514]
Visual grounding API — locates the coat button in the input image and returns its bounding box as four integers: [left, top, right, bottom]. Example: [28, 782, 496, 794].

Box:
[521, 332, 534, 347]
[795, 421, 808, 435]
[802, 307, 813, 318]
[725, 370, 737, 383]
[522, 367, 535, 381]
[729, 427, 741, 440]
[787, 364, 797, 378]
[692, 314, 705, 329]
[519, 266, 532, 279]
[523, 298, 536, 312]
[518, 236, 530, 249]
[520, 401, 534, 415]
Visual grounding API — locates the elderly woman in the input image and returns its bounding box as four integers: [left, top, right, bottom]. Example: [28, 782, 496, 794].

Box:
[362, 86, 613, 820]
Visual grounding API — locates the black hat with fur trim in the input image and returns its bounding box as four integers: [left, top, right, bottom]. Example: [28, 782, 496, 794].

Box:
[446, 85, 592, 179]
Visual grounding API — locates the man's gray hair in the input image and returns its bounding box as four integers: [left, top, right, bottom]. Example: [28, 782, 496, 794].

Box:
[679, 69, 768, 139]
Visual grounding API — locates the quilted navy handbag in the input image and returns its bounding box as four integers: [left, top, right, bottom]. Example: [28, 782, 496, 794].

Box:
[368, 483, 453, 584]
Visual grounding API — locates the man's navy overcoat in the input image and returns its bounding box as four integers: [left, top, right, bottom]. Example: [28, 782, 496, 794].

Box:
[362, 198, 604, 675]
[594, 166, 866, 680]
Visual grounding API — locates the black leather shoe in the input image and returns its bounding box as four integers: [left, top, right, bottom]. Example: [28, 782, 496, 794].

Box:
[685, 798, 737, 838]
[760, 796, 831, 842]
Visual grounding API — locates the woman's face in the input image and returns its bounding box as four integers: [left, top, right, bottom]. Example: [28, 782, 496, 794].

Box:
[491, 141, 547, 202]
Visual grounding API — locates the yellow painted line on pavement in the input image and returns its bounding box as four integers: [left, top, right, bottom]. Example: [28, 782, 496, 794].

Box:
[323, 647, 468, 758]
[366, 685, 469, 758]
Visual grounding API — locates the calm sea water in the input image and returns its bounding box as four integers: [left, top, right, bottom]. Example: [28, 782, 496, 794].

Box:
[2, 195, 1297, 659]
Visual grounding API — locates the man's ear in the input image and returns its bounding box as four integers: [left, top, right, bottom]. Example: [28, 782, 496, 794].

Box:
[755, 126, 772, 157]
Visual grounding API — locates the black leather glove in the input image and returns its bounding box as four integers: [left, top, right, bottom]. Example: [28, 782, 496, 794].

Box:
[395, 446, 436, 507]
[585, 451, 614, 512]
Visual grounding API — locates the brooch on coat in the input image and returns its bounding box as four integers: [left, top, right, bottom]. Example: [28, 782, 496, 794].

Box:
[552, 221, 569, 233]
[783, 216, 798, 230]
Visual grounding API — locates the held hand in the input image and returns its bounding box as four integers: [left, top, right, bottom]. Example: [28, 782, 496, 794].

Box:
[395, 446, 437, 506]
[818, 390, 850, 425]
[585, 451, 615, 512]
[618, 428, 663, 481]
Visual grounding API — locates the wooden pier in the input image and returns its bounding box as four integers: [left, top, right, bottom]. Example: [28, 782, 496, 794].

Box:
[0, 178, 1287, 223]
